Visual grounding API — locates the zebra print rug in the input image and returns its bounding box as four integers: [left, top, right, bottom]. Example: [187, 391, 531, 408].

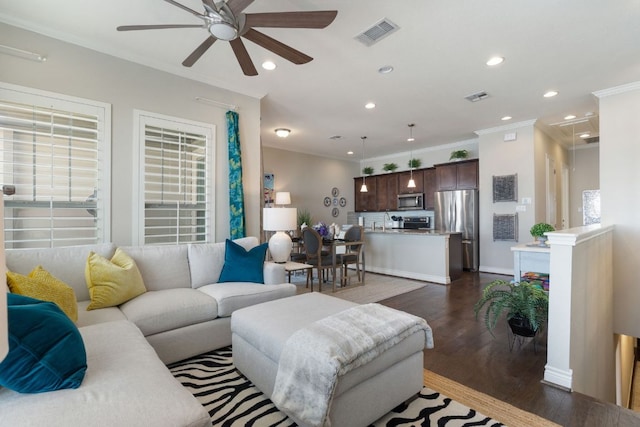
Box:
[169, 347, 504, 427]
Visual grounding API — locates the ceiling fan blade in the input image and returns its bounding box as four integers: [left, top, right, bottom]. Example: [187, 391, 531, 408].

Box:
[242, 28, 312, 64]
[201, 0, 217, 15]
[229, 39, 258, 76]
[117, 24, 204, 31]
[244, 11, 338, 29]
[182, 36, 217, 67]
[163, 0, 205, 18]
[226, 0, 255, 16]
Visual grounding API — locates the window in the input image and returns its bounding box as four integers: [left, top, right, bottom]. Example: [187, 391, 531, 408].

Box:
[134, 111, 215, 245]
[0, 83, 110, 249]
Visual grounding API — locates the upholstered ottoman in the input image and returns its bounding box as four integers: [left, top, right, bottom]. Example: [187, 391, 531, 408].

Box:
[231, 293, 433, 427]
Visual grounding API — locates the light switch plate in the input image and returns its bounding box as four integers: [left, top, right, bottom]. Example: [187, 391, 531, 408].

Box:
[504, 132, 517, 141]
[516, 205, 526, 212]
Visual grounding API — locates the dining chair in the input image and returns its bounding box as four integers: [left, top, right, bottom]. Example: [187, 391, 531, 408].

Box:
[338, 225, 365, 287]
[302, 227, 337, 292]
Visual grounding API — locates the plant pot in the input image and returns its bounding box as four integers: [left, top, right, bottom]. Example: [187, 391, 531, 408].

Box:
[508, 316, 537, 338]
[536, 236, 548, 246]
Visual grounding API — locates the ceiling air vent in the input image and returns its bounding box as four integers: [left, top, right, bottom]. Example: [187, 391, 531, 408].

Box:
[355, 18, 399, 46]
[584, 136, 600, 144]
[465, 91, 490, 102]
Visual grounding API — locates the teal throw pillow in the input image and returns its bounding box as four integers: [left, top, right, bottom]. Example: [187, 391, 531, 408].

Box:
[218, 239, 268, 284]
[0, 293, 87, 393]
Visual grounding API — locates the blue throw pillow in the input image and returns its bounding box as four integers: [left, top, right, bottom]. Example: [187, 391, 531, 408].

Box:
[218, 239, 268, 284]
[0, 293, 87, 393]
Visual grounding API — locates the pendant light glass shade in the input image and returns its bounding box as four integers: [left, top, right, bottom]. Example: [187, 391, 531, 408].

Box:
[407, 124, 416, 188]
[360, 136, 368, 192]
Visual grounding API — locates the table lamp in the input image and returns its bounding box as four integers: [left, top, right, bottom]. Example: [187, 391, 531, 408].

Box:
[263, 207, 297, 263]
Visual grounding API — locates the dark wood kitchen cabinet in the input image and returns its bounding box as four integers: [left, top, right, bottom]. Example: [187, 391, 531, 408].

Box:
[376, 174, 398, 211]
[423, 167, 436, 210]
[435, 159, 478, 190]
[398, 170, 424, 193]
[354, 176, 377, 211]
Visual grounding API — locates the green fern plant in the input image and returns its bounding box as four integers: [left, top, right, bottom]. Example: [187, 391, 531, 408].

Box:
[473, 280, 549, 337]
[383, 163, 398, 172]
[362, 166, 374, 175]
[408, 158, 421, 168]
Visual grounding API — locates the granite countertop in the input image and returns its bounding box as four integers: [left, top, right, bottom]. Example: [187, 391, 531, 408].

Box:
[364, 228, 460, 236]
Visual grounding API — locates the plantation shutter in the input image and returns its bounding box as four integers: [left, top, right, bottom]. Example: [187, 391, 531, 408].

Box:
[142, 122, 211, 245]
[0, 89, 108, 249]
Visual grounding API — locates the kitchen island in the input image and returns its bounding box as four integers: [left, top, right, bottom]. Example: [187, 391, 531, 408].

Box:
[364, 229, 462, 284]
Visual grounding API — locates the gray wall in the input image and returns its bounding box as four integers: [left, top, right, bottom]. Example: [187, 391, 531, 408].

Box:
[0, 23, 262, 244]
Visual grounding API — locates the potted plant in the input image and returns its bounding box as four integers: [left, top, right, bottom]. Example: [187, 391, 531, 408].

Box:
[383, 163, 398, 172]
[408, 158, 421, 168]
[297, 209, 312, 229]
[530, 222, 555, 245]
[362, 166, 374, 175]
[449, 149, 469, 161]
[474, 279, 549, 338]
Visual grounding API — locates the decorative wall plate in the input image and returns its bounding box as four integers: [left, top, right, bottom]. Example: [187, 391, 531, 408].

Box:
[339, 197, 347, 207]
[331, 187, 339, 197]
[332, 207, 339, 217]
[323, 196, 331, 207]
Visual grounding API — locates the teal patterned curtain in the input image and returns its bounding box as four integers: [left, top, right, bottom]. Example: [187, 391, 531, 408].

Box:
[226, 111, 245, 238]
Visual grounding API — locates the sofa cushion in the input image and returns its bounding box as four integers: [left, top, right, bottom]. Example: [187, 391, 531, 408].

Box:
[76, 300, 127, 328]
[0, 320, 211, 427]
[5, 243, 116, 302]
[85, 248, 147, 310]
[218, 239, 268, 284]
[0, 294, 87, 394]
[188, 236, 259, 288]
[119, 289, 218, 336]
[197, 282, 296, 317]
[7, 266, 78, 321]
[119, 244, 191, 291]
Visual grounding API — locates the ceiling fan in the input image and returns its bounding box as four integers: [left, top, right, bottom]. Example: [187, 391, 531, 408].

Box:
[117, 0, 337, 76]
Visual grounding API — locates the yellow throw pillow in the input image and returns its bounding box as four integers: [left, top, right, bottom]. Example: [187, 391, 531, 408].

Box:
[85, 248, 146, 310]
[7, 266, 78, 322]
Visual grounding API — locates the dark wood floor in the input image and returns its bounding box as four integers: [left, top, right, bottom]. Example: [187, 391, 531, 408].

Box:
[379, 271, 640, 427]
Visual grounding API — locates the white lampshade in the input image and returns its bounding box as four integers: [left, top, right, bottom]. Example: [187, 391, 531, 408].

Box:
[263, 207, 297, 263]
[407, 178, 416, 188]
[275, 192, 291, 205]
[0, 200, 8, 362]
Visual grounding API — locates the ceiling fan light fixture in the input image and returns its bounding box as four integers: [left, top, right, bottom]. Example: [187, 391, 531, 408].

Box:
[275, 128, 291, 138]
[208, 22, 238, 41]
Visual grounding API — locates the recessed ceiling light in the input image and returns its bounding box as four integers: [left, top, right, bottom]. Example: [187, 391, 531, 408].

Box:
[501, 116, 512, 121]
[543, 90, 559, 98]
[347, 151, 354, 155]
[365, 102, 376, 109]
[378, 65, 394, 74]
[564, 114, 576, 120]
[262, 61, 276, 70]
[580, 133, 590, 138]
[486, 56, 504, 66]
[274, 128, 290, 138]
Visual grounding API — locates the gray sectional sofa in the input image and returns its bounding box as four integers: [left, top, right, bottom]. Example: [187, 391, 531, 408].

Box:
[0, 236, 297, 426]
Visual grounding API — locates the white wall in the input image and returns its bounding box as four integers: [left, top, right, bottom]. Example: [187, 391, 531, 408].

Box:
[596, 82, 640, 337]
[0, 23, 262, 244]
[534, 126, 569, 228]
[569, 145, 600, 228]
[262, 147, 359, 226]
[477, 121, 536, 274]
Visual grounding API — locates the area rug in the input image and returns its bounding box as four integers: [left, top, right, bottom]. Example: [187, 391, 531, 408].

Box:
[169, 347, 559, 427]
[294, 273, 427, 304]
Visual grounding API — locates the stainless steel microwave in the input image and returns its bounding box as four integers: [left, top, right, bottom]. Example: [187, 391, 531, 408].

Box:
[397, 193, 424, 210]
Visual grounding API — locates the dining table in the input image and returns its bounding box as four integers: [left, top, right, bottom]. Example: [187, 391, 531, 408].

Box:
[323, 237, 366, 292]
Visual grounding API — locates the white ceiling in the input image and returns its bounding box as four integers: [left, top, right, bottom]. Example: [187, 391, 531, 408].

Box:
[1, 0, 639, 160]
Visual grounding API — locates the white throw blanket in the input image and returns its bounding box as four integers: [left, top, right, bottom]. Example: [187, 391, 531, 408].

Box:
[271, 303, 434, 427]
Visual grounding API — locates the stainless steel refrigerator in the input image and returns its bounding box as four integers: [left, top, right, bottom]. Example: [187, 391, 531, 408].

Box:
[434, 189, 479, 271]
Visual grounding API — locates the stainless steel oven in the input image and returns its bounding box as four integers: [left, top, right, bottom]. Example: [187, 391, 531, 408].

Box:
[397, 193, 424, 210]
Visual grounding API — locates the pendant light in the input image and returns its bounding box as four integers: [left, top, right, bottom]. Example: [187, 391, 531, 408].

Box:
[360, 136, 368, 193]
[407, 124, 416, 188]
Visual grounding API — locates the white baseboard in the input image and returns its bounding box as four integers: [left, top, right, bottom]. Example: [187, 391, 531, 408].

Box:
[544, 364, 573, 390]
[478, 265, 514, 276]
